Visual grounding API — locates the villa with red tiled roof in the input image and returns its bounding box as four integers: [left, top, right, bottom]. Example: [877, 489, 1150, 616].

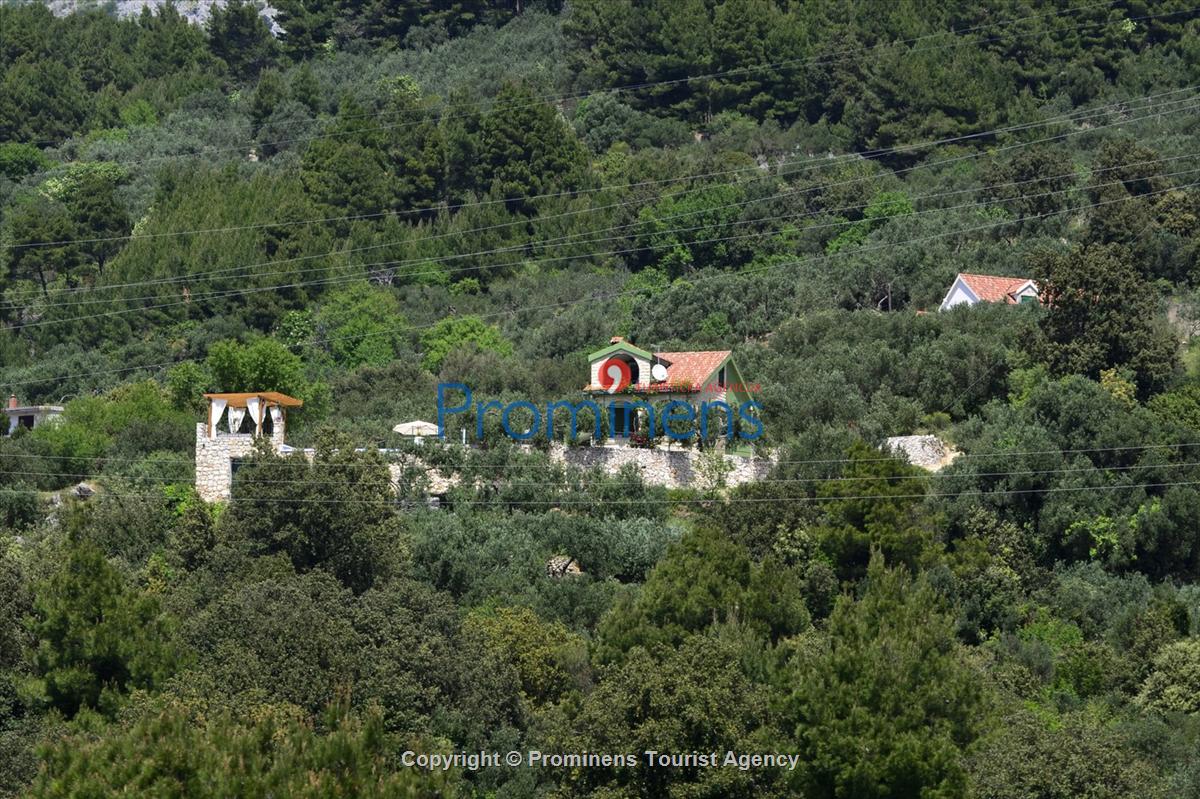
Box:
[584, 337, 756, 439]
[939, 272, 1040, 311]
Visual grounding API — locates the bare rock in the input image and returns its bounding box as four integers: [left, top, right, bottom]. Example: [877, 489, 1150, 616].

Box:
[883, 435, 960, 472]
[546, 555, 582, 578]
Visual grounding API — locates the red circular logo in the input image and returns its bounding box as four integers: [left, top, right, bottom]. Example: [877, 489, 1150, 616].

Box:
[599, 357, 632, 394]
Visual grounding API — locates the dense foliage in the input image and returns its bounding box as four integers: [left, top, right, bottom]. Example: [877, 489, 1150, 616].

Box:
[3, 0, 1200, 796]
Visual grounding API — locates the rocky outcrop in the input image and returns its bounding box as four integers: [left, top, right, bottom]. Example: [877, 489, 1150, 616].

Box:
[47, 1, 279, 33]
[883, 435, 960, 471]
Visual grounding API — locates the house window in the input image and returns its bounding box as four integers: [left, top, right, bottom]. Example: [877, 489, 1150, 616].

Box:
[18, 415, 34, 430]
[621, 355, 640, 385]
[717, 366, 726, 388]
[611, 403, 637, 437]
[1020, 294, 1037, 304]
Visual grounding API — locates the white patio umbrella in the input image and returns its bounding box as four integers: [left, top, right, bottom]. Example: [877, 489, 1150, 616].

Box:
[392, 420, 441, 437]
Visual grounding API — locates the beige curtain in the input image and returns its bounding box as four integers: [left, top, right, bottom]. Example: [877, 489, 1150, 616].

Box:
[208, 398, 227, 438]
[246, 397, 262, 434]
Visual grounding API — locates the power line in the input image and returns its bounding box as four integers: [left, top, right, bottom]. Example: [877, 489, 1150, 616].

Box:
[2, 436, 1200, 467]
[6, 93, 1196, 319]
[305, 177, 1200, 349]
[0, 176, 1191, 389]
[15, 129, 1200, 315]
[9, 81, 1195, 260]
[1, 479, 1195, 507]
[2, 436, 1198, 472]
[25, 0, 1171, 161]
[5, 456, 1197, 489]
[15, 152, 1199, 318]
[15, 164, 1200, 329]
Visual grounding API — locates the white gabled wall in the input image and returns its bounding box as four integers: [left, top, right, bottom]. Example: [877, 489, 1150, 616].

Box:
[589, 352, 651, 387]
[1011, 281, 1039, 302]
[939, 277, 978, 311]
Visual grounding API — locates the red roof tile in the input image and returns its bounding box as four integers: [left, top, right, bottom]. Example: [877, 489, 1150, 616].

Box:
[958, 273, 1036, 304]
[655, 350, 731, 388]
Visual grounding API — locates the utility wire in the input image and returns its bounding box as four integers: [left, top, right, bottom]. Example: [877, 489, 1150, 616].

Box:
[3, 439, 1198, 469]
[11, 153, 1197, 316]
[1, 480, 1196, 507]
[12, 165, 1200, 329]
[4, 92, 1195, 317]
[0, 176, 1191, 389]
[5, 457, 1198, 490]
[23, 0, 1172, 159]
[9, 82, 1195, 260]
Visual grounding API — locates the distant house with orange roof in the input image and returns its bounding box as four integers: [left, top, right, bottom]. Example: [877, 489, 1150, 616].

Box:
[584, 337, 755, 439]
[939, 272, 1040, 311]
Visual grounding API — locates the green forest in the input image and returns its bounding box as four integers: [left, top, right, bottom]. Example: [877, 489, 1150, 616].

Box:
[3, 0, 1200, 795]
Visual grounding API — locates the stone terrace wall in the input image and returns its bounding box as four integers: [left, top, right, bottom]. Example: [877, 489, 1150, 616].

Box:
[387, 458, 455, 495]
[390, 445, 771, 495]
[548, 444, 771, 489]
[197, 428, 772, 502]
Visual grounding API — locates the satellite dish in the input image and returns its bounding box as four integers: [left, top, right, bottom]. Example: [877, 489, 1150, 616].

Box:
[651, 363, 668, 382]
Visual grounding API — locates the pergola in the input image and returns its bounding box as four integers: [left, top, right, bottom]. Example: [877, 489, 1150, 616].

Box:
[203, 391, 303, 438]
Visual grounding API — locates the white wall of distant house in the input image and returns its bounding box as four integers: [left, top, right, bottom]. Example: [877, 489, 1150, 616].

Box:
[939, 279, 977, 310]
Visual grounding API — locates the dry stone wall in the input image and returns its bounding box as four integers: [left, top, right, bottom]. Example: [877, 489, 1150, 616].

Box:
[197, 426, 771, 502]
[548, 444, 771, 489]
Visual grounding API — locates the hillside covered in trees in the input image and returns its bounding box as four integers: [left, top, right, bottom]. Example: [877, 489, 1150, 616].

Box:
[4, 0, 1200, 796]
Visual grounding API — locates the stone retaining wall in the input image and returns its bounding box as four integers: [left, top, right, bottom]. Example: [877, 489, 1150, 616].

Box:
[387, 458, 455, 494]
[548, 443, 771, 489]
[197, 427, 770, 502]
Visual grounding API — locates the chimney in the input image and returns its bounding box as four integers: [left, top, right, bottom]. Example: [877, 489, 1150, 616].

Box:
[7, 395, 16, 410]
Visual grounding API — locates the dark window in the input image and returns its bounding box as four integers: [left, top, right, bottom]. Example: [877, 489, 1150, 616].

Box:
[612, 403, 636, 437]
[621, 355, 640, 385]
[18, 415, 34, 430]
[717, 366, 727, 388]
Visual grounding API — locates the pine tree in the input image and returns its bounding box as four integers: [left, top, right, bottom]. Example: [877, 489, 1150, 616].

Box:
[28, 534, 179, 718]
[476, 83, 591, 213]
[68, 172, 131, 274]
[207, 0, 278, 82]
[788, 556, 984, 798]
[273, 0, 336, 60]
[1032, 243, 1177, 395]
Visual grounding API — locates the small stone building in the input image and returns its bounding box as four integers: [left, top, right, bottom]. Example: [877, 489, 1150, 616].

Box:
[5, 394, 63, 435]
[194, 391, 303, 502]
